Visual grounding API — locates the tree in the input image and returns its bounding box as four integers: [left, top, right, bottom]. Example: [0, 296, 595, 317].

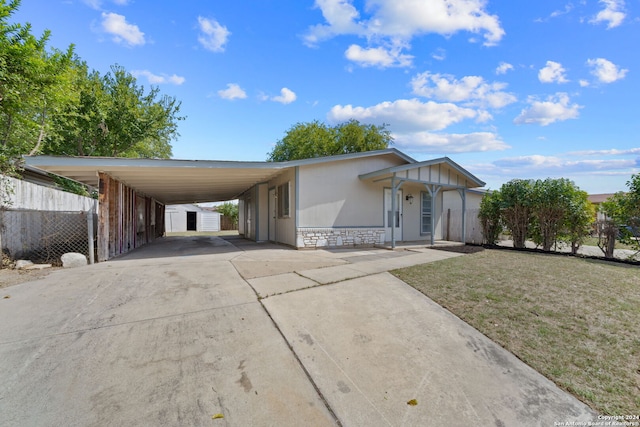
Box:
[0, 0, 75, 173]
[478, 190, 502, 245]
[560, 188, 594, 255]
[499, 179, 534, 249]
[267, 119, 392, 161]
[599, 174, 640, 256]
[530, 178, 583, 252]
[217, 202, 238, 227]
[45, 64, 183, 158]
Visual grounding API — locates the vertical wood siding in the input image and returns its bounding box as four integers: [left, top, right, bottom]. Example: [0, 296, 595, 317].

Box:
[97, 173, 164, 261]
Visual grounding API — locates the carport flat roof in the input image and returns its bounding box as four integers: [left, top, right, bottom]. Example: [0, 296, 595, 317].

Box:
[24, 157, 285, 204]
[25, 149, 416, 204]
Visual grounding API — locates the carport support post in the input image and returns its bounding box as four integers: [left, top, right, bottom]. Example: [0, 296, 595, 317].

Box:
[97, 172, 110, 262]
[87, 206, 95, 265]
[426, 184, 442, 246]
[457, 188, 467, 244]
[390, 176, 403, 249]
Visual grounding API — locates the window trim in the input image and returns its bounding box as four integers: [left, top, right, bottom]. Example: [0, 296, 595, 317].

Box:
[277, 182, 290, 218]
[420, 191, 432, 235]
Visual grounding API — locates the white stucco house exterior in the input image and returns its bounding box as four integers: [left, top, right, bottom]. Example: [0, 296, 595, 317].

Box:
[237, 149, 485, 249]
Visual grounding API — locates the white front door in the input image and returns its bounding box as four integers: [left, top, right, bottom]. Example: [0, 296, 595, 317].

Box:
[268, 188, 276, 241]
[384, 188, 402, 242]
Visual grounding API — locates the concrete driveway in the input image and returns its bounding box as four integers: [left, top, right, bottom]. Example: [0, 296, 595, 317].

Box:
[0, 236, 596, 426]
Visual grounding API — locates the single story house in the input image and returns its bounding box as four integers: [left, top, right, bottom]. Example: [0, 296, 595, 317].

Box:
[236, 149, 485, 248]
[24, 148, 485, 260]
[165, 204, 221, 233]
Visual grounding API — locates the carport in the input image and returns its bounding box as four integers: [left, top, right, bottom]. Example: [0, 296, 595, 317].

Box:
[25, 156, 285, 261]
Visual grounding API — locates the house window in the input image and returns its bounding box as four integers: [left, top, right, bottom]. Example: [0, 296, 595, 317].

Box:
[421, 192, 432, 234]
[277, 182, 290, 218]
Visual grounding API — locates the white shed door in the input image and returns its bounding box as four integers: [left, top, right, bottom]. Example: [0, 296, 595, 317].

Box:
[200, 213, 220, 232]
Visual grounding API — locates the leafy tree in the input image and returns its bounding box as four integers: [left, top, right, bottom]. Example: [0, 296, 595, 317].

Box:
[0, 0, 75, 173]
[530, 178, 583, 252]
[46, 64, 183, 158]
[217, 202, 238, 226]
[597, 196, 623, 259]
[267, 119, 392, 161]
[599, 174, 640, 256]
[478, 190, 502, 245]
[499, 179, 534, 249]
[560, 188, 594, 254]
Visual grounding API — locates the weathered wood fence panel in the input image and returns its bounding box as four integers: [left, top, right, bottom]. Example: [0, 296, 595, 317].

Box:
[444, 208, 483, 244]
[98, 173, 164, 261]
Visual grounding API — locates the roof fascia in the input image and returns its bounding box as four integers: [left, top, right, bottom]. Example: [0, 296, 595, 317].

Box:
[359, 156, 486, 187]
[24, 156, 285, 170]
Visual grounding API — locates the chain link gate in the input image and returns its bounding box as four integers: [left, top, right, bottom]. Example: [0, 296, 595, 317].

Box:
[0, 209, 96, 267]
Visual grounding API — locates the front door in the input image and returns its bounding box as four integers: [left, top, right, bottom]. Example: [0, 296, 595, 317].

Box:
[268, 188, 276, 241]
[384, 188, 402, 242]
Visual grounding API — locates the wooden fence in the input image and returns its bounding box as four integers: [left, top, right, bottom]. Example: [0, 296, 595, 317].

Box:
[443, 208, 483, 244]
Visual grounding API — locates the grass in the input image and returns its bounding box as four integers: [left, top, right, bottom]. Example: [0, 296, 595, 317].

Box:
[392, 248, 640, 415]
[582, 237, 637, 251]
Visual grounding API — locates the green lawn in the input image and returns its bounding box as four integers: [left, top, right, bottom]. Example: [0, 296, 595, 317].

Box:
[392, 249, 640, 415]
[582, 236, 637, 251]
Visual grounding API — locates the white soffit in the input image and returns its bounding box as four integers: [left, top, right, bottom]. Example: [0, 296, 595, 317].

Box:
[24, 157, 283, 204]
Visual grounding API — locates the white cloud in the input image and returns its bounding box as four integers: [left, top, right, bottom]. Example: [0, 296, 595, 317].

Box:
[305, 0, 505, 68]
[432, 48, 446, 61]
[218, 83, 247, 100]
[587, 58, 628, 83]
[101, 12, 145, 46]
[132, 70, 185, 85]
[538, 61, 569, 83]
[514, 93, 582, 126]
[197, 17, 230, 52]
[410, 72, 517, 109]
[569, 147, 640, 156]
[493, 155, 635, 173]
[590, 0, 626, 29]
[328, 98, 477, 132]
[271, 88, 297, 104]
[579, 79, 590, 87]
[395, 131, 510, 153]
[84, 0, 129, 9]
[495, 62, 514, 75]
[345, 44, 413, 68]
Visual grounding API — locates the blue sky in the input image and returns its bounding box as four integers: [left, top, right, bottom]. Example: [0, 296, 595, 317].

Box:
[12, 0, 639, 193]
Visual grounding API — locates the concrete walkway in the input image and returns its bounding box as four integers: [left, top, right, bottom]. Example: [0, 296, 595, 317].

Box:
[0, 236, 596, 426]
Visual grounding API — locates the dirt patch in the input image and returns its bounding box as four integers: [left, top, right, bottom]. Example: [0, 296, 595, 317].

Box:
[430, 244, 485, 254]
[0, 267, 57, 290]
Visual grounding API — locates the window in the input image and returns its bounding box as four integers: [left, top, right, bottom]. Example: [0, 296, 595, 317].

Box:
[421, 192, 432, 234]
[277, 182, 290, 218]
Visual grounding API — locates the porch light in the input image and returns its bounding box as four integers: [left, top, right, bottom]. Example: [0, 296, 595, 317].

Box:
[405, 194, 414, 204]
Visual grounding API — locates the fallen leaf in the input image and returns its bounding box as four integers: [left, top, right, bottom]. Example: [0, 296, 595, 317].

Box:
[3, 295, 10, 299]
[407, 399, 418, 406]
[212, 413, 224, 420]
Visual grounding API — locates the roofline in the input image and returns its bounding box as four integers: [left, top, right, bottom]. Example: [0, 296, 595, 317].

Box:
[24, 148, 416, 170]
[358, 156, 486, 187]
[277, 148, 416, 167]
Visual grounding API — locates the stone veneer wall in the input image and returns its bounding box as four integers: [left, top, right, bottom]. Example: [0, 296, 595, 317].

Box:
[296, 228, 386, 249]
